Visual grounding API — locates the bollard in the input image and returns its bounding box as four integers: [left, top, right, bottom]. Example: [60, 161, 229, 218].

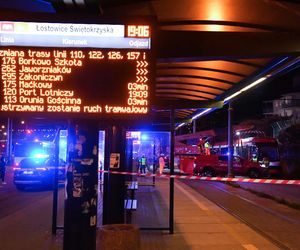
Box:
[97, 224, 140, 250]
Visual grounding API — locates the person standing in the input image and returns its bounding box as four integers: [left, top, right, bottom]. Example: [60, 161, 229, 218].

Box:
[197, 138, 205, 154]
[139, 155, 147, 174]
[0, 155, 7, 185]
[159, 155, 165, 174]
[204, 141, 211, 155]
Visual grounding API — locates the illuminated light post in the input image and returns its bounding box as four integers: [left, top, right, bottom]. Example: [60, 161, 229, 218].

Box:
[236, 131, 241, 155]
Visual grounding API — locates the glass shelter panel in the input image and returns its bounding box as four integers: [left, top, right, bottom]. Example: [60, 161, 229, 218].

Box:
[125, 131, 171, 228]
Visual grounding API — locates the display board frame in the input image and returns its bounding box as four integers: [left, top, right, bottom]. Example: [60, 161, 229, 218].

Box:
[0, 12, 156, 120]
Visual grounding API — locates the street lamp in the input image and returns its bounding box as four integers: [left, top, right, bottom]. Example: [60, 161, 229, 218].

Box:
[235, 131, 243, 156]
[236, 131, 240, 148]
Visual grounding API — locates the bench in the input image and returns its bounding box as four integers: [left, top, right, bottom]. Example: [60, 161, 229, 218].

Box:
[124, 199, 137, 223]
[126, 181, 138, 199]
[124, 199, 137, 210]
[127, 181, 138, 190]
[124, 182, 138, 223]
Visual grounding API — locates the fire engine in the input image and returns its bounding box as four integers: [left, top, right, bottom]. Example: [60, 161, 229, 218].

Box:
[175, 128, 282, 177]
[193, 154, 264, 178]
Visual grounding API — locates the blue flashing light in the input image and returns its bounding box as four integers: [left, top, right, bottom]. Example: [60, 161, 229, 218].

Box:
[141, 134, 148, 141]
[59, 141, 67, 146]
[36, 167, 47, 171]
[32, 153, 49, 159]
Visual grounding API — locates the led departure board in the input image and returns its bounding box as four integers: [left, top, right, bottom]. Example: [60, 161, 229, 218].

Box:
[0, 19, 153, 117]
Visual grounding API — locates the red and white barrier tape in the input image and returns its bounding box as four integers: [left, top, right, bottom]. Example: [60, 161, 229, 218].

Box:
[98, 170, 300, 185]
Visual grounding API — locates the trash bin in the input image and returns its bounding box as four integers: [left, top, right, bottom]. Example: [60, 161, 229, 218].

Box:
[97, 224, 140, 250]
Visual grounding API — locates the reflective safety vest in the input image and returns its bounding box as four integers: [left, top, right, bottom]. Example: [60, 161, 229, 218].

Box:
[140, 157, 146, 166]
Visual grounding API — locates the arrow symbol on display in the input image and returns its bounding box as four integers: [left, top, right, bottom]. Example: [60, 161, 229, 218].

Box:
[137, 61, 148, 67]
[136, 76, 148, 82]
[137, 68, 148, 75]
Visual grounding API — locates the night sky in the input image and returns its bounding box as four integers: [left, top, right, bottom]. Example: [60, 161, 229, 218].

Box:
[193, 68, 300, 132]
[233, 68, 300, 121]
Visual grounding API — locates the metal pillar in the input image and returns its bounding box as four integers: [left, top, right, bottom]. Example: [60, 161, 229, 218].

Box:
[192, 120, 196, 133]
[152, 143, 156, 186]
[102, 125, 125, 224]
[169, 109, 175, 234]
[227, 102, 234, 177]
[6, 118, 13, 164]
[63, 122, 99, 250]
[52, 129, 60, 235]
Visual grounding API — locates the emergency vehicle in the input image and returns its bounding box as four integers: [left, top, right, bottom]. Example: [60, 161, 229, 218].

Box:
[193, 154, 264, 178]
[175, 128, 282, 177]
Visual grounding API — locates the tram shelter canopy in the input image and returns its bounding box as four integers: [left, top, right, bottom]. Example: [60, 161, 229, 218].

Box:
[2, 0, 300, 127]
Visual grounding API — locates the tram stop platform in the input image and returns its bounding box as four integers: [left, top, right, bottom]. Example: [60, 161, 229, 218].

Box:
[0, 177, 280, 250]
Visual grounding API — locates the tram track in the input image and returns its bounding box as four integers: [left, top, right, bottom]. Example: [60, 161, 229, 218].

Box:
[181, 180, 300, 250]
[211, 197, 290, 250]
[205, 183, 291, 250]
[211, 183, 300, 227]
